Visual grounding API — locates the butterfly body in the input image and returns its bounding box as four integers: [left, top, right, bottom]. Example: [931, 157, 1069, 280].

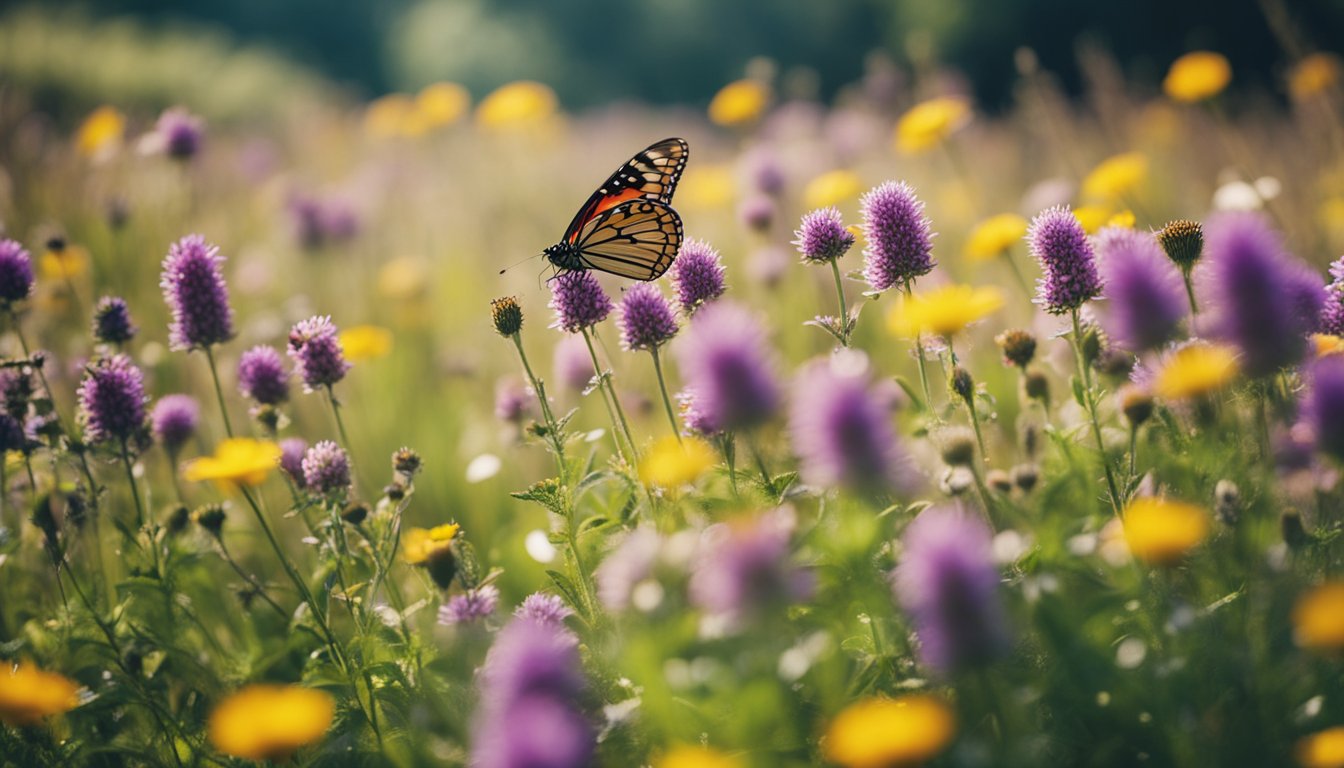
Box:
[544, 138, 689, 281]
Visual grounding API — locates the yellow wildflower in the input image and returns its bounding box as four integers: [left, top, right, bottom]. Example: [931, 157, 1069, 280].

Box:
[894, 97, 970, 154]
[1164, 51, 1232, 102]
[823, 695, 956, 768]
[378, 256, 430, 300]
[708, 79, 770, 126]
[1106, 210, 1137, 229]
[678, 164, 735, 209]
[640, 436, 715, 489]
[1290, 53, 1340, 101]
[1153, 343, 1240, 400]
[364, 94, 416, 139]
[1122, 497, 1209, 565]
[804, 170, 862, 210]
[415, 81, 470, 129]
[657, 745, 744, 768]
[476, 81, 558, 130]
[0, 662, 79, 726]
[402, 524, 460, 566]
[1082, 152, 1148, 202]
[1299, 727, 1344, 768]
[208, 684, 334, 761]
[75, 106, 124, 160]
[40, 242, 90, 280]
[183, 438, 282, 488]
[965, 213, 1028, 261]
[1294, 583, 1344, 652]
[338, 325, 393, 361]
[1314, 334, 1344, 358]
[1072, 205, 1112, 234]
[888, 284, 1004, 338]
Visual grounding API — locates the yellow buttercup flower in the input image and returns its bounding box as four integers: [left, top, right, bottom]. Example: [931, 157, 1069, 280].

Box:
[364, 94, 417, 139]
[183, 438, 282, 488]
[75, 106, 125, 160]
[476, 81, 558, 130]
[415, 81, 470, 129]
[1121, 497, 1209, 565]
[640, 436, 715, 489]
[1106, 210, 1136, 229]
[657, 745, 744, 768]
[208, 684, 334, 761]
[887, 284, 1004, 338]
[1293, 583, 1344, 652]
[1071, 205, 1112, 234]
[1314, 334, 1344, 358]
[0, 662, 79, 726]
[1299, 727, 1344, 768]
[804, 170, 862, 210]
[894, 97, 970, 155]
[1164, 51, 1232, 102]
[40, 243, 90, 280]
[1153, 343, 1240, 400]
[708, 79, 770, 126]
[1290, 53, 1340, 101]
[402, 524, 460, 566]
[823, 695, 956, 768]
[678, 164, 735, 209]
[965, 213, 1028, 261]
[339, 325, 393, 361]
[1082, 152, 1148, 202]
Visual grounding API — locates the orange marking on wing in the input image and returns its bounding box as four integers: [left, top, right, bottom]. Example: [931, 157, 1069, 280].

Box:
[594, 188, 642, 215]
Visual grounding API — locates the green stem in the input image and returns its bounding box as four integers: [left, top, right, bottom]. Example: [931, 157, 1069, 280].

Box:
[903, 281, 934, 411]
[1001, 250, 1032, 298]
[325, 386, 354, 451]
[579, 329, 637, 463]
[215, 537, 288, 619]
[1070, 309, 1122, 514]
[829, 258, 851, 347]
[591, 329, 638, 456]
[649, 347, 682, 442]
[511, 333, 565, 462]
[202, 346, 234, 438]
[1182, 270, 1200, 317]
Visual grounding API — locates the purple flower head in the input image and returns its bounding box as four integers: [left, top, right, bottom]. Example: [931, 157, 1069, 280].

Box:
[289, 194, 360, 250]
[515, 592, 575, 632]
[1028, 206, 1103, 315]
[0, 239, 35, 305]
[0, 412, 24, 454]
[893, 505, 1009, 675]
[553, 335, 595, 392]
[92, 296, 137, 345]
[1303, 355, 1344, 461]
[794, 207, 855, 264]
[152, 107, 204, 161]
[548, 270, 612, 333]
[438, 584, 500, 625]
[495, 379, 536, 424]
[77, 354, 147, 445]
[151, 394, 199, 454]
[617, 283, 678, 351]
[860, 181, 935, 291]
[473, 617, 593, 768]
[1096, 228, 1187, 352]
[668, 238, 727, 315]
[689, 507, 813, 626]
[279, 437, 307, 483]
[237, 345, 290, 405]
[594, 527, 663, 612]
[160, 235, 234, 350]
[738, 195, 775, 232]
[302, 440, 350, 496]
[673, 301, 780, 433]
[1320, 256, 1344, 336]
[788, 354, 912, 495]
[676, 389, 719, 437]
[1204, 212, 1326, 377]
[743, 146, 785, 196]
[287, 315, 351, 391]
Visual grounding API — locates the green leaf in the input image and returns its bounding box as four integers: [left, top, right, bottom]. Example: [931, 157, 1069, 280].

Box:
[544, 570, 583, 611]
[1071, 375, 1086, 408]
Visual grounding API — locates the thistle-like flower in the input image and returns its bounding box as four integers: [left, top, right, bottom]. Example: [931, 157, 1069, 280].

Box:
[617, 283, 678, 351]
[793, 207, 855, 264]
[1096, 227, 1187, 352]
[302, 440, 351, 496]
[1304, 355, 1344, 461]
[92, 296, 137, 345]
[237, 346, 290, 404]
[279, 437, 307, 483]
[860, 181, 935, 291]
[438, 585, 500, 625]
[1321, 256, 1344, 336]
[151, 394, 199, 455]
[77, 354, 148, 446]
[0, 239, 35, 306]
[673, 301, 780, 433]
[548, 271, 613, 333]
[161, 235, 234, 350]
[491, 296, 524, 337]
[1157, 219, 1204, 272]
[288, 316, 351, 391]
[668, 238, 727, 315]
[1028, 206, 1102, 314]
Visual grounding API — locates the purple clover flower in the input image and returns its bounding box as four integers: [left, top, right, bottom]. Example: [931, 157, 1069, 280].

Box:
[1303, 355, 1344, 461]
[472, 617, 593, 768]
[287, 316, 351, 391]
[860, 181, 935, 291]
[892, 505, 1009, 675]
[689, 507, 813, 627]
[668, 238, 726, 315]
[151, 107, 204, 161]
[302, 440, 351, 496]
[553, 335, 595, 392]
[1204, 212, 1326, 377]
[161, 235, 234, 350]
[0, 239, 34, 305]
[237, 345, 290, 404]
[1028, 206, 1103, 315]
[788, 355, 911, 495]
[794, 207, 855, 264]
[438, 584, 500, 625]
[77, 354, 147, 445]
[1096, 228, 1187, 352]
[617, 283, 678, 351]
[673, 301, 780, 433]
[1320, 256, 1344, 336]
[92, 296, 137, 345]
[515, 592, 575, 632]
[151, 394, 199, 454]
[548, 271, 613, 333]
[279, 437, 307, 483]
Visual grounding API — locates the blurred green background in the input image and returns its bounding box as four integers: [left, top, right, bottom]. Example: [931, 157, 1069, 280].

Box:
[4, 0, 1343, 116]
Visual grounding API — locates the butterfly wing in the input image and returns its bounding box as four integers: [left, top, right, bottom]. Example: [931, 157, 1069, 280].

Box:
[563, 138, 689, 244]
[573, 199, 683, 281]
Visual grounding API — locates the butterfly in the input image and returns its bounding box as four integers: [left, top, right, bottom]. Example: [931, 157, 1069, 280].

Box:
[543, 137, 688, 281]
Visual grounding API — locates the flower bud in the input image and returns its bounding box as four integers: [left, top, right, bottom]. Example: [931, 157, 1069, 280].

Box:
[1158, 219, 1203, 272]
[1119, 384, 1154, 428]
[490, 296, 524, 337]
[1024, 369, 1050, 405]
[1011, 463, 1039, 493]
[1282, 510, 1309, 550]
[995, 329, 1037, 368]
[393, 446, 422, 478]
[938, 427, 977, 467]
[194, 504, 227, 536]
[986, 468, 1013, 493]
[950, 366, 974, 405]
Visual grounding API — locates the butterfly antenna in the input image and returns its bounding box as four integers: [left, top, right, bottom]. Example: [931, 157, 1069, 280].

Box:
[500, 252, 544, 276]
